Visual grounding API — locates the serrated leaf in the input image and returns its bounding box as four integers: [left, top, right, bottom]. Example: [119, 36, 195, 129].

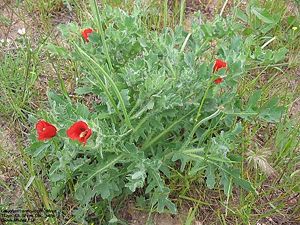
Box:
[74, 184, 94, 205]
[125, 165, 146, 192]
[220, 172, 232, 197]
[172, 152, 189, 172]
[224, 168, 257, 194]
[247, 90, 262, 108]
[231, 122, 243, 136]
[258, 97, 284, 122]
[205, 164, 216, 189]
[159, 164, 171, 179]
[157, 196, 177, 214]
[96, 182, 111, 199]
[189, 161, 207, 176]
[258, 106, 284, 122]
[120, 89, 130, 107]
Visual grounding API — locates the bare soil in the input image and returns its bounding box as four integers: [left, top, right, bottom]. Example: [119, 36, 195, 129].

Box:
[118, 202, 188, 225]
[0, 117, 22, 208]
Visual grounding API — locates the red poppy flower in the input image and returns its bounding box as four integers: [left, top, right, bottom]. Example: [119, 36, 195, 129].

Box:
[214, 77, 224, 84]
[36, 120, 57, 141]
[213, 59, 227, 73]
[66, 121, 92, 145]
[213, 59, 227, 84]
[81, 28, 93, 42]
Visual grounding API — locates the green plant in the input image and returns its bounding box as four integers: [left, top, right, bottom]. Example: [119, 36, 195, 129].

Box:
[25, 1, 290, 223]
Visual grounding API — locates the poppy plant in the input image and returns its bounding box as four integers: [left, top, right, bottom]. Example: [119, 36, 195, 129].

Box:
[36, 120, 57, 141]
[66, 121, 92, 145]
[213, 59, 227, 84]
[81, 28, 93, 42]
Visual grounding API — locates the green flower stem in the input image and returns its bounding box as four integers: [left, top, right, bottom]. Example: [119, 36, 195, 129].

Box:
[90, 0, 113, 72]
[182, 109, 221, 150]
[195, 79, 212, 121]
[75, 44, 132, 128]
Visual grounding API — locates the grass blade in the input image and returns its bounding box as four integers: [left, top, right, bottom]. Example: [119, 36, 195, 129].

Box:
[74, 43, 132, 128]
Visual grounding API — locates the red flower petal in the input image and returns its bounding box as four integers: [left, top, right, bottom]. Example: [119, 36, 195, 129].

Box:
[81, 28, 93, 42]
[66, 121, 92, 145]
[214, 77, 224, 84]
[80, 128, 92, 144]
[213, 59, 227, 73]
[36, 120, 57, 141]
